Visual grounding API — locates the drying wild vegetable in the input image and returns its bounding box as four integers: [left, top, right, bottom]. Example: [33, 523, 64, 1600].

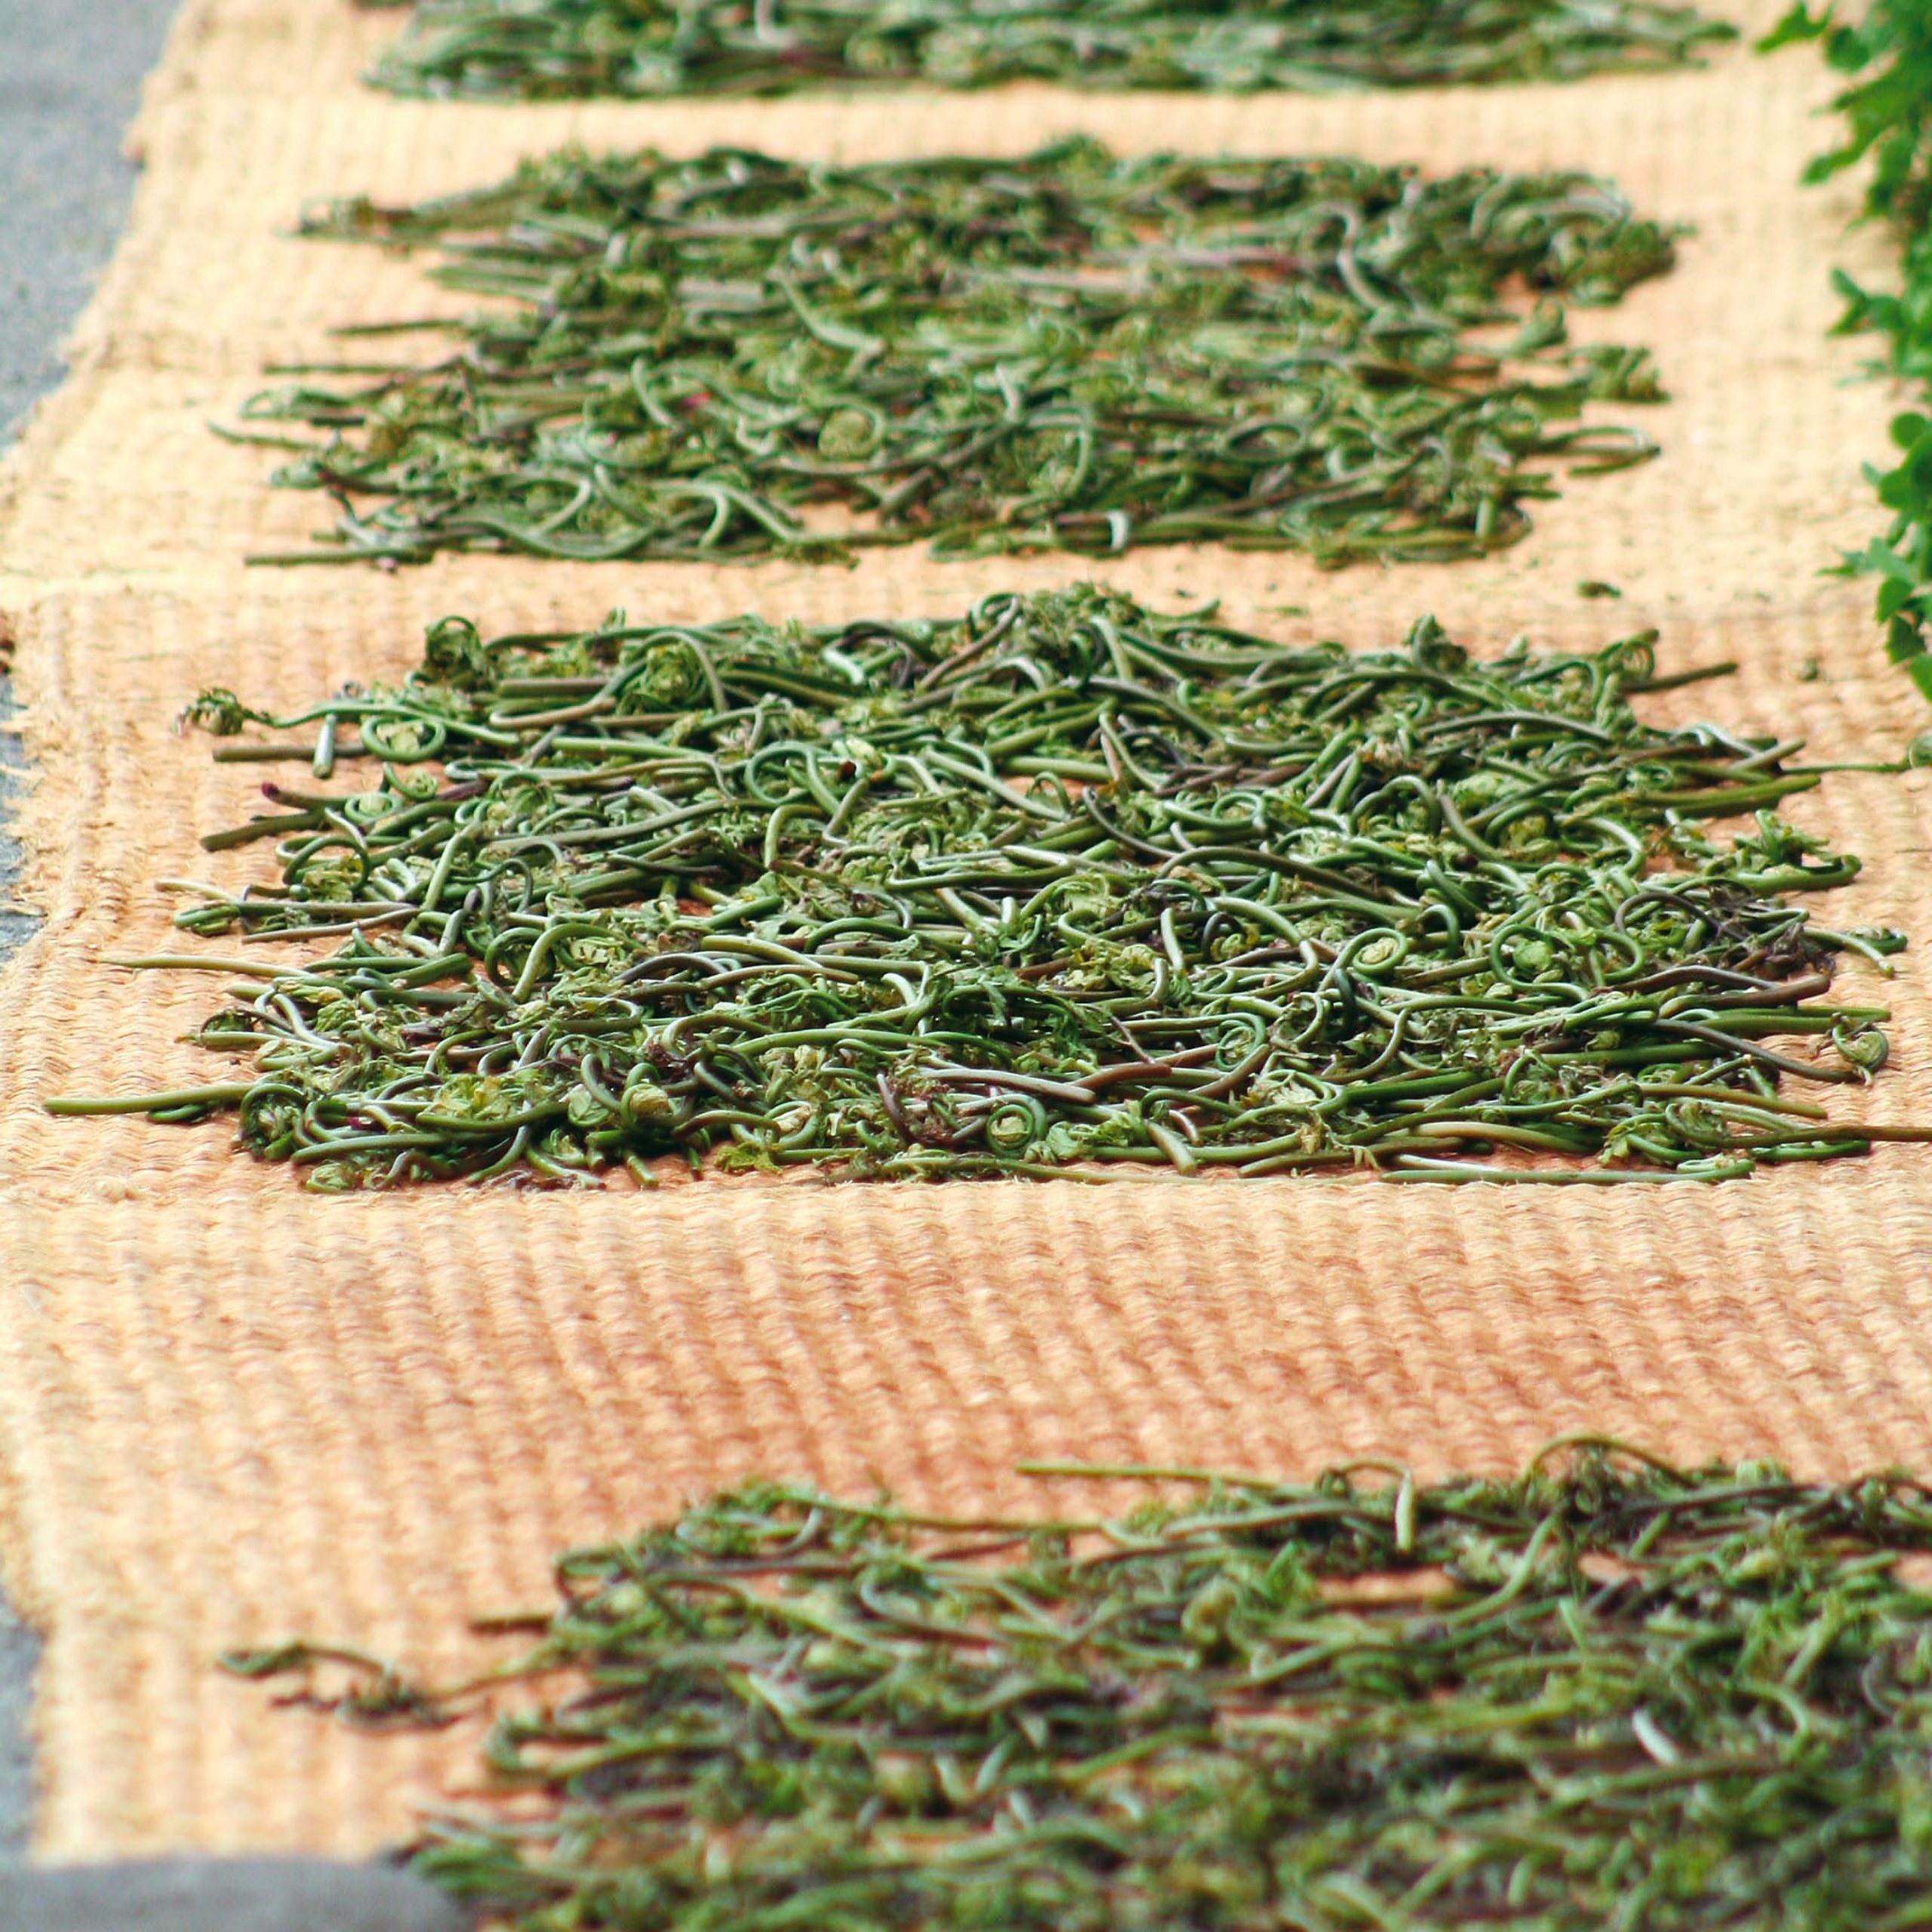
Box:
[239, 143, 1674, 568]
[1763, 3, 1932, 705]
[48, 587, 1912, 1187]
[233, 1447, 1932, 1931]
[361, 0, 1734, 100]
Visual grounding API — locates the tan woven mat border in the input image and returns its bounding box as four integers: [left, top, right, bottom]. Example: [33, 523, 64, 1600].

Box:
[3, 0, 1931, 1857]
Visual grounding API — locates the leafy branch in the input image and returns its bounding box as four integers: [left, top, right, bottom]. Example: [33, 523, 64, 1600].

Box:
[1766, 2, 1932, 701]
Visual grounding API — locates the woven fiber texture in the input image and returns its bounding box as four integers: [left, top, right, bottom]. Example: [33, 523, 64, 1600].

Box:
[2, 0, 1930, 1860]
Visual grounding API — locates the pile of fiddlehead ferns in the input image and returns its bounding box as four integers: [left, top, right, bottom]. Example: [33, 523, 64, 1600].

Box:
[235, 1447, 1932, 1930]
[242, 143, 1675, 568]
[363, 0, 1734, 100]
[51, 588, 1912, 1189]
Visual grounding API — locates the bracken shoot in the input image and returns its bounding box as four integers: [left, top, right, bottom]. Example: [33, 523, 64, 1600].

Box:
[361, 0, 1734, 100]
[238, 143, 1675, 568]
[47, 588, 1917, 1187]
[232, 1447, 1932, 1931]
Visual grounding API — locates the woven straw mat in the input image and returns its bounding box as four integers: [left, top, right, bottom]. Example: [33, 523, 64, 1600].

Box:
[0, 0, 1926, 1860]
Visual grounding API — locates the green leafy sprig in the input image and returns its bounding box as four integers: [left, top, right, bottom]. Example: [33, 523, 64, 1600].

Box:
[238, 142, 1675, 569]
[232, 1447, 1932, 1932]
[1764, 3, 1932, 703]
[48, 587, 1913, 1188]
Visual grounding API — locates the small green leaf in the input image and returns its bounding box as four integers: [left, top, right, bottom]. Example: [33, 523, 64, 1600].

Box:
[1757, 2, 1834, 51]
[1848, 537, 1920, 581]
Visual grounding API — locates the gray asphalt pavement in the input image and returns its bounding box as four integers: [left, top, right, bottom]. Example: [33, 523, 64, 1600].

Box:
[0, 1858, 469, 1930]
[1, 0, 191, 1861]
[0, 1, 186, 437]
[0, 1601, 31, 1862]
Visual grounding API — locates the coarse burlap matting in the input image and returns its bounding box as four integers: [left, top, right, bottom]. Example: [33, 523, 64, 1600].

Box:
[2, 0, 1930, 1860]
